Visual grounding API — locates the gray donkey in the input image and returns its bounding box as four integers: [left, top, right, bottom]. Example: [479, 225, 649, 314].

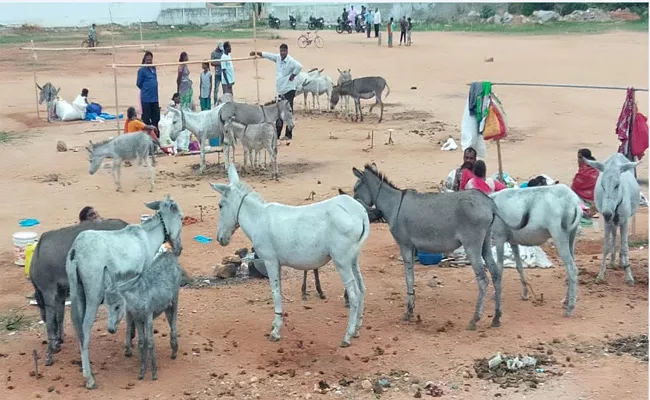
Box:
[87, 132, 158, 192]
[351, 164, 528, 330]
[37, 82, 60, 122]
[330, 77, 390, 123]
[585, 153, 641, 285]
[104, 251, 183, 381]
[67, 196, 183, 389]
[490, 185, 582, 316]
[30, 219, 128, 366]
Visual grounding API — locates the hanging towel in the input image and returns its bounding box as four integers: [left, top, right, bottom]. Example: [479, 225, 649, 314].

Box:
[630, 112, 649, 159]
[467, 82, 483, 117]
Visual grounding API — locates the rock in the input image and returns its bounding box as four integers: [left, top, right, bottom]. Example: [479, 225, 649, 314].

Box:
[250, 376, 258, 383]
[235, 248, 249, 258]
[304, 394, 312, 400]
[222, 255, 242, 265]
[214, 263, 238, 279]
[533, 10, 560, 24]
[466, 10, 481, 23]
[485, 57, 494, 63]
[56, 141, 67, 152]
[361, 380, 373, 390]
[502, 12, 513, 24]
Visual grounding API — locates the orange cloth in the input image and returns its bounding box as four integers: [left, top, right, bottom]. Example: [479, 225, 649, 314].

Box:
[124, 119, 147, 133]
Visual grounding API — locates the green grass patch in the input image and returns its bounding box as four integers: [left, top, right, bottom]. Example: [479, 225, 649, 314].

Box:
[126, 26, 257, 41]
[630, 237, 649, 248]
[0, 131, 18, 144]
[0, 310, 37, 332]
[412, 20, 648, 35]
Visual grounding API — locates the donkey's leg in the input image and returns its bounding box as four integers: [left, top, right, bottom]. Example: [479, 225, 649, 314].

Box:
[199, 139, 207, 175]
[136, 320, 147, 380]
[551, 228, 579, 316]
[164, 299, 179, 359]
[609, 223, 618, 269]
[55, 296, 66, 347]
[146, 314, 158, 380]
[301, 270, 309, 301]
[112, 160, 122, 192]
[264, 259, 284, 342]
[80, 300, 101, 389]
[44, 301, 59, 366]
[510, 243, 529, 301]
[332, 255, 359, 347]
[378, 101, 384, 123]
[351, 254, 366, 336]
[465, 240, 489, 331]
[314, 269, 326, 299]
[303, 92, 308, 111]
[596, 223, 612, 283]
[146, 156, 155, 192]
[124, 313, 134, 357]
[399, 245, 417, 321]
[482, 233, 503, 328]
[619, 221, 634, 286]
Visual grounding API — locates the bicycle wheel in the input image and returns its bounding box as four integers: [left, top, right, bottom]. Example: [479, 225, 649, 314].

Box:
[81, 40, 89, 48]
[297, 35, 309, 49]
[314, 36, 324, 49]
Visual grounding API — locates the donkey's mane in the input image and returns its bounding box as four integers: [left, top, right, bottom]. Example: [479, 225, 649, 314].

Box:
[363, 164, 402, 191]
[232, 180, 265, 202]
[263, 99, 277, 106]
[90, 137, 114, 148]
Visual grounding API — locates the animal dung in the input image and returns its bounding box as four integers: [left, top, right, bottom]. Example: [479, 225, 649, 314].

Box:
[485, 57, 494, 63]
[410, 86, 417, 90]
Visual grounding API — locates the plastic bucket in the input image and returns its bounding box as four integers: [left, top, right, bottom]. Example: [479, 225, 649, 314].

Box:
[24, 242, 38, 277]
[209, 137, 220, 147]
[417, 251, 443, 266]
[13, 232, 38, 266]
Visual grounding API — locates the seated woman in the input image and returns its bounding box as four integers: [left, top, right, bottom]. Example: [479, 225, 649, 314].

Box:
[571, 148, 599, 217]
[465, 160, 507, 194]
[124, 106, 158, 138]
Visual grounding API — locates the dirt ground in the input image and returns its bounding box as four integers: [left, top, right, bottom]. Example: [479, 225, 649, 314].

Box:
[0, 29, 648, 400]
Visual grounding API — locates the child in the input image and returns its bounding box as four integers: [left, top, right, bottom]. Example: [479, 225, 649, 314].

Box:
[407, 17, 413, 46]
[168, 92, 180, 109]
[199, 62, 212, 111]
[387, 17, 394, 48]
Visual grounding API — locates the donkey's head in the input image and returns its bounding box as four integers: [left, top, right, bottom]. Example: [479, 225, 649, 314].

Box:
[336, 68, 352, 85]
[584, 157, 640, 224]
[222, 117, 242, 146]
[210, 164, 256, 246]
[37, 82, 60, 105]
[145, 195, 184, 256]
[329, 86, 342, 110]
[277, 99, 295, 130]
[86, 140, 105, 175]
[164, 108, 185, 141]
[103, 267, 127, 334]
[351, 163, 390, 209]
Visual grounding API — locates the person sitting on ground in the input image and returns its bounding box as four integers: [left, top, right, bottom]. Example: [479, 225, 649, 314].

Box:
[465, 160, 507, 195]
[79, 206, 102, 223]
[526, 175, 549, 187]
[452, 147, 478, 191]
[168, 92, 180, 109]
[124, 106, 157, 136]
[571, 148, 600, 217]
[75, 88, 90, 105]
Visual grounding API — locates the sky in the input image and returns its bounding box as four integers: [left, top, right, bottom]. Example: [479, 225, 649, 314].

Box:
[0, 2, 206, 27]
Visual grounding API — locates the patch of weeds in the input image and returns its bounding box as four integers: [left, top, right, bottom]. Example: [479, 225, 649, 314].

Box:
[1, 310, 36, 332]
[0, 131, 17, 144]
[269, 33, 283, 40]
[629, 237, 649, 248]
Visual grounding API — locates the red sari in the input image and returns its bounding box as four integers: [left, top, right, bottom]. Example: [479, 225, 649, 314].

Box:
[571, 165, 599, 202]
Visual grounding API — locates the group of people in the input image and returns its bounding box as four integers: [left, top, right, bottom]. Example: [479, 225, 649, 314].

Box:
[343, 6, 412, 47]
[451, 146, 601, 218]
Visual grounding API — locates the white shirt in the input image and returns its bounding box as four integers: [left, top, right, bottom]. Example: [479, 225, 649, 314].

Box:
[261, 52, 303, 95]
[220, 53, 235, 85]
[373, 10, 381, 24]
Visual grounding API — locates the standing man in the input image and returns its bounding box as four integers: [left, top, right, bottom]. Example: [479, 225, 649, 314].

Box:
[210, 41, 224, 106]
[348, 5, 357, 31]
[250, 43, 302, 141]
[365, 7, 373, 38]
[373, 8, 382, 38]
[221, 42, 235, 96]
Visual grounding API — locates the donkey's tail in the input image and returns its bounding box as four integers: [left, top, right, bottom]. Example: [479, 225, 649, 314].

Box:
[358, 211, 371, 244]
[490, 200, 530, 231]
[66, 248, 86, 344]
[384, 81, 391, 100]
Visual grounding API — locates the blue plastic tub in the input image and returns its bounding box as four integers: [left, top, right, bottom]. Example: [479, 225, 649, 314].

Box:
[209, 137, 220, 147]
[417, 251, 444, 266]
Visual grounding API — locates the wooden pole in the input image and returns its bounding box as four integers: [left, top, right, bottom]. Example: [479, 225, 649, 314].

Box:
[106, 56, 257, 68]
[496, 140, 504, 183]
[139, 20, 144, 49]
[252, 7, 260, 104]
[20, 44, 159, 51]
[30, 40, 40, 120]
[629, 90, 637, 235]
[109, 8, 121, 136]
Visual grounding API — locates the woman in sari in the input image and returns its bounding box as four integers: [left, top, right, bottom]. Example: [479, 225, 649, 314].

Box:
[465, 160, 507, 195]
[177, 52, 194, 110]
[571, 148, 600, 218]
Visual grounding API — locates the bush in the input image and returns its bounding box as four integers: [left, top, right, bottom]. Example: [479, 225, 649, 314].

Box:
[480, 5, 496, 19]
[508, 2, 649, 17]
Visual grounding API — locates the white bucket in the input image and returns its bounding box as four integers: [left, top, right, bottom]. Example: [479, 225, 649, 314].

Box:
[13, 231, 38, 266]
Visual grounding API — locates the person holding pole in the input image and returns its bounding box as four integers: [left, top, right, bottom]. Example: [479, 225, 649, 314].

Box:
[250, 43, 302, 141]
[210, 41, 224, 106]
[136, 50, 160, 137]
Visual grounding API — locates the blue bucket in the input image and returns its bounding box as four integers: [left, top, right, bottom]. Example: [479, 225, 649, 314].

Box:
[209, 137, 220, 147]
[417, 251, 444, 266]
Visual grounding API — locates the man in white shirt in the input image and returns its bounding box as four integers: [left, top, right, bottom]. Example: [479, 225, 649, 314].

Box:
[250, 43, 302, 141]
[373, 8, 382, 38]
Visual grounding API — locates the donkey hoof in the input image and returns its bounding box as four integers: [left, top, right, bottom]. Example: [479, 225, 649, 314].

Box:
[467, 321, 477, 331]
[138, 374, 145, 380]
[318, 293, 327, 300]
[402, 313, 413, 322]
[124, 349, 133, 358]
[45, 357, 54, 367]
[152, 373, 158, 381]
[491, 320, 501, 328]
[626, 279, 635, 286]
[301, 294, 309, 301]
[85, 378, 97, 390]
[563, 309, 574, 318]
[353, 330, 360, 338]
[268, 333, 281, 342]
[340, 340, 351, 348]
[595, 276, 606, 284]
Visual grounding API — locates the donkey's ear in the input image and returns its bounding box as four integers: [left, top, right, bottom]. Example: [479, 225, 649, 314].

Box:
[145, 201, 162, 211]
[36, 83, 42, 90]
[337, 68, 342, 74]
[227, 163, 240, 184]
[210, 183, 229, 194]
[338, 188, 347, 195]
[347, 68, 351, 73]
[583, 158, 605, 172]
[352, 167, 363, 179]
[620, 160, 641, 174]
[56, 87, 61, 94]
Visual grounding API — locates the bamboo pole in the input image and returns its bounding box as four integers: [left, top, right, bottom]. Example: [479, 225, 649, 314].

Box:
[495, 140, 504, 183]
[20, 44, 159, 51]
[30, 40, 40, 120]
[109, 8, 121, 136]
[106, 56, 258, 68]
[139, 20, 144, 49]
[252, 7, 260, 104]
[466, 82, 649, 92]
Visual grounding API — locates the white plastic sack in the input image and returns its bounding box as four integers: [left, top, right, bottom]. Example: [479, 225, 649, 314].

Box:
[175, 130, 191, 152]
[453, 243, 553, 269]
[157, 112, 176, 148]
[55, 99, 85, 121]
[460, 97, 487, 159]
[441, 137, 458, 151]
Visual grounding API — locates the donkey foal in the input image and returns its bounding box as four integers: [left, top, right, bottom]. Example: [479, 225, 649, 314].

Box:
[104, 252, 182, 381]
[223, 118, 279, 179]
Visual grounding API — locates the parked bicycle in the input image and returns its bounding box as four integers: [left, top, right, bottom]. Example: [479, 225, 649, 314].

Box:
[297, 31, 324, 49]
[81, 39, 100, 48]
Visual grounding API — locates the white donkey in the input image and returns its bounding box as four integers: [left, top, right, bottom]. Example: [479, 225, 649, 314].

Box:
[66, 196, 184, 389]
[491, 184, 582, 316]
[336, 68, 353, 117]
[210, 165, 369, 347]
[585, 153, 641, 285]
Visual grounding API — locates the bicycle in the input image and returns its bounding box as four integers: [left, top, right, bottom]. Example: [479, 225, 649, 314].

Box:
[297, 31, 324, 49]
[81, 39, 100, 50]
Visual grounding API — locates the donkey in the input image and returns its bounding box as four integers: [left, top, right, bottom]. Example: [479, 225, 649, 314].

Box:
[585, 153, 641, 285]
[351, 164, 528, 330]
[66, 196, 183, 389]
[37, 82, 60, 122]
[490, 185, 582, 316]
[336, 68, 353, 117]
[87, 132, 158, 192]
[296, 69, 334, 112]
[210, 164, 369, 347]
[222, 118, 279, 179]
[104, 251, 183, 381]
[330, 77, 391, 123]
[29, 219, 128, 366]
